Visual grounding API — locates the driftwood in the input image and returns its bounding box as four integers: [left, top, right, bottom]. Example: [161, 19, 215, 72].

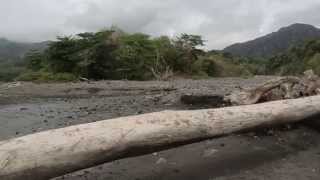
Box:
[225, 70, 320, 106]
[224, 77, 300, 105]
[222, 71, 320, 130]
[180, 71, 320, 107]
[1, 96, 320, 180]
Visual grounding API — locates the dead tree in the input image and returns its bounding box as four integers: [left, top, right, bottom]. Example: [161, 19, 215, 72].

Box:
[224, 76, 301, 105]
[225, 71, 320, 106]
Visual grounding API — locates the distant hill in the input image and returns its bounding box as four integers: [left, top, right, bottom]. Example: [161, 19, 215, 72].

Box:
[223, 23, 320, 58]
[0, 38, 48, 60]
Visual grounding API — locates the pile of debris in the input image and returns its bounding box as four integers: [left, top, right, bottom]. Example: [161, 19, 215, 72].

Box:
[225, 70, 320, 106]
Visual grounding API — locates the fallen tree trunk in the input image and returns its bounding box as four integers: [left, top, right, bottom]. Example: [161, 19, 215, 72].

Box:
[222, 73, 320, 131]
[225, 71, 320, 106]
[1, 96, 320, 180]
[224, 76, 302, 105]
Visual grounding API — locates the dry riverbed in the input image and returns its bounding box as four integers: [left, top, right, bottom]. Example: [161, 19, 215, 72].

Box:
[0, 77, 320, 180]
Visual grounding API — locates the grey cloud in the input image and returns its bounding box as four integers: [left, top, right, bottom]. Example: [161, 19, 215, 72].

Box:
[0, 0, 319, 49]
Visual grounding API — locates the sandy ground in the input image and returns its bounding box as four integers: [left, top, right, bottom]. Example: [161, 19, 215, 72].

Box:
[0, 77, 320, 180]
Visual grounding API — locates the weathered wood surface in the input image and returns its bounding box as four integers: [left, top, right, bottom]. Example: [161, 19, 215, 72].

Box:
[224, 76, 302, 105]
[225, 71, 320, 106]
[1, 95, 320, 180]
[222, 72, 320, 131]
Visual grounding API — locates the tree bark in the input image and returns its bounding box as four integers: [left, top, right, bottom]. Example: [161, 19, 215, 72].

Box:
[1, 96, 320, 180]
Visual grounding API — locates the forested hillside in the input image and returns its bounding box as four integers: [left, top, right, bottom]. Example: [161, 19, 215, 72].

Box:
[0, 38, 48, 81]
[224, 23, 320, 58]
[0, 38, 47, 59]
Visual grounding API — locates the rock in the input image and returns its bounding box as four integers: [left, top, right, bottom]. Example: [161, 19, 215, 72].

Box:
[304, 69, 318, 80]
[6, 82, 22, 89]
[267, 129, 275, 136]
[20, 107, 28, 111]
[202, 149, 218, 157]
[173, 169, 180, 173]
[91, 108, 97, 112]
[79, 77, 90, 82]
[180, 94, 228, 108]
[156, 157, 167, 165]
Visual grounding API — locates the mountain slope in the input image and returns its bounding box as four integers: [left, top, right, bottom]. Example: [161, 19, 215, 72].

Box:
[223, 23, 320, 58]
[0, 38, 48, 60]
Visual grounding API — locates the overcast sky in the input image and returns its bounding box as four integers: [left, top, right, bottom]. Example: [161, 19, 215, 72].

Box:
[1, 0, 320, 49]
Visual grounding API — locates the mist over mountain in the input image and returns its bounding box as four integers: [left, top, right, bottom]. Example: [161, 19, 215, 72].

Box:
[0, 38, 48, 60]
[223, 23, 320, 58]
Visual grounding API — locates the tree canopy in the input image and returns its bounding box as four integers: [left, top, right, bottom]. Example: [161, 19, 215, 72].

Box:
[19, 29, 216, 81]
[11, 27, 320, 82]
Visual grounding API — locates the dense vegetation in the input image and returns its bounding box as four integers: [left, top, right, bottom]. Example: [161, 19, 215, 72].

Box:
[267, 39, 320, 75]
[15, 28, 259, 82]
[1, 25, 320, 82]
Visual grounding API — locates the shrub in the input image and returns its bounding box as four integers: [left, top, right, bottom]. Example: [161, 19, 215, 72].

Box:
[306, 53, 320, 75]
[191, 57, 216, 77]
[0, 66, 25, 82]
[17, 71, 42, 81]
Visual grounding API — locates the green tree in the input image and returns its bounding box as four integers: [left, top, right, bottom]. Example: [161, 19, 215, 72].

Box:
[173, 34, 205, 73]
[25, 49, 44, 71]
[114, 33, 156, 80]
[76, 30, 119, 79]
[45, 36, 79, 73]
[175, 33, 205, 49]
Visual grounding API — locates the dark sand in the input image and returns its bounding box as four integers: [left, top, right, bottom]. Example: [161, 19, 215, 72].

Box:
[0, 77, 319, 180]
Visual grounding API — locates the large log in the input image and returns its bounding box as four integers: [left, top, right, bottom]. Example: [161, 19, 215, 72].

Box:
[223, 74, 320, 130]
[1, 96, 320, 180]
